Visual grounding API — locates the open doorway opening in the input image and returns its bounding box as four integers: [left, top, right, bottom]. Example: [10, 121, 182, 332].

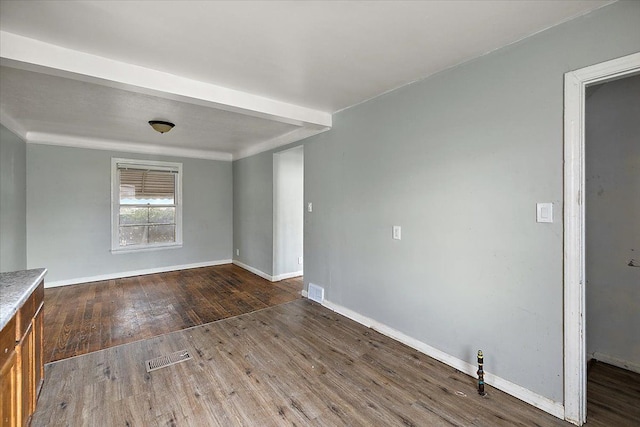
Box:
[564, 52, 640, 426]
[272, 146, 304, 281]
[584, 74, 640, 425]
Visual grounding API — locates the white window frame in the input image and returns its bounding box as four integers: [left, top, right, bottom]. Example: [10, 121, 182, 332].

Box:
[111, 158, 183, 253]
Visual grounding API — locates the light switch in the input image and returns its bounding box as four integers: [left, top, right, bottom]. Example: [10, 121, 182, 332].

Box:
[392, 226, 401, 240]
[536, 203, 553, 223]
[307, 202, 313, 212]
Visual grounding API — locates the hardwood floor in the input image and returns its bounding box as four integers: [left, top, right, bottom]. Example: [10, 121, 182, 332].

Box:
[586, 361, 640, 426]
[33, 299, 573, 427]
[40, 266, 638, 425]
[43, 264, 302, 363]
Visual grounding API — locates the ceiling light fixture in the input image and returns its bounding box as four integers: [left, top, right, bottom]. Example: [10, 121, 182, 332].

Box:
[148, 120, 175, 134]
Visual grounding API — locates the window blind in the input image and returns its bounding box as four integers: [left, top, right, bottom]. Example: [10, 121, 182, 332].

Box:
[118, 168, 176, 199]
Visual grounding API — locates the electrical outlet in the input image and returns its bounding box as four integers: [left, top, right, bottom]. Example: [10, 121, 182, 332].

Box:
[298, 256, 303, 265]
[236, 249, 240, 256]
[307, 202, 313, 212]
[392, 225, 401, 240]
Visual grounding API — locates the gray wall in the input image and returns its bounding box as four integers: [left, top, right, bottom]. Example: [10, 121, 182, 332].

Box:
[26, 144, 232, 283]
[0, 125, 27, 272]
[227, 1, 639, 404]
[233, 150, 274, 275]
[233, 142, 304, 276]
[273, 146, 304, 277]
[586, 75, 640, 367]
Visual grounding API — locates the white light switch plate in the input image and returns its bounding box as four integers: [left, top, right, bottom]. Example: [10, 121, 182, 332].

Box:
[307, 202, 313, 212]
[392, 226, 401, 240]
[536, 203, 553, 223]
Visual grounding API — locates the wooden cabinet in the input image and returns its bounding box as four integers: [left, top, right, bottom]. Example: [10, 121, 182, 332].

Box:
[0, 279, 44, 427]
[1, 317, 18, 427]
[18, 323, 33, 424]
[1, 350, 18, 427]
[33, 307, 43, 400]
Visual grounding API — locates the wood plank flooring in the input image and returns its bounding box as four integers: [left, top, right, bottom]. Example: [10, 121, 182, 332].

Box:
[43, 264, 302, 363]
[33, 299, 574, 427]
[586, 361, 640, 426]
[40, 266, 639, 425]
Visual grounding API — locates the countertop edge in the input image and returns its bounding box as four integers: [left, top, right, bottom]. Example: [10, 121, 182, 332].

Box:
[0, 268, 48, 331]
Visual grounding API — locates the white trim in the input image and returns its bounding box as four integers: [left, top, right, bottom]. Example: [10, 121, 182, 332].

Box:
[589, 353, 640, 375]
[563, 52, 640, 426]
[272, 152, 279, 280]
[232, 260, 274, 281]
[320, 299, 564, 420]
[0, 31, 331, 129]
[563, 70, 586, 426]
[111, 157, 183, 252]
[0, 109, 27, 140]
[1, 31, 332, 161]
[272, 271, 303, 281]
[45, 259, 232, 288]
[111, 243, 183, 255]
[27, 132, 232, 161]
[234, 127, 326, 160]
[231, 261, 300, 283]
[271, 145, 305, 286]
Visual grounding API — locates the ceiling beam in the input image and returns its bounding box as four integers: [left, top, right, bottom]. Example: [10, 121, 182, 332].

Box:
[0, 107, 27, 140]
[0, 31, 332, 130]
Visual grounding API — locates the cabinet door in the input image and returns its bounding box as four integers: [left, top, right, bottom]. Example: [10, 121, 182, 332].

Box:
[0, 351, 18, 427]
[34, 305, 44, 399]
[19, 323, 34, 426]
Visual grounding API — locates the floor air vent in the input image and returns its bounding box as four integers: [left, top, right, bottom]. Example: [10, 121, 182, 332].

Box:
[308, 283, 325, 303]
[145, 350, 192, 372]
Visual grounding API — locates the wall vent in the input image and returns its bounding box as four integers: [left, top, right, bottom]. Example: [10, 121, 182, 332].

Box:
[308, 283, 325, 303]
[145, 350, 192, 372]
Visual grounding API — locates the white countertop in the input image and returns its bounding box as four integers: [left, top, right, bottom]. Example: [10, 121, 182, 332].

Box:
[0, 268, 47, 331]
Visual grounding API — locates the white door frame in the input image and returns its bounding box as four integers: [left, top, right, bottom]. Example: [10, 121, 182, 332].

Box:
[272, 145, 305, 281]
[563, 52, 640, 426]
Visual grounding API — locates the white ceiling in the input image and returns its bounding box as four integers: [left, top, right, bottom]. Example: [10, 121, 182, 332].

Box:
[0, 66, 299, 160]
[0, 0, 613, 160]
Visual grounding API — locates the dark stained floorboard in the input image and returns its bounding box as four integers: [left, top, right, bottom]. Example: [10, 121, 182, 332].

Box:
[43, 264, 302, 363]
[33, 300, 574, 427]
[586, 360, 640, 426]
[41, 265, 639, 425]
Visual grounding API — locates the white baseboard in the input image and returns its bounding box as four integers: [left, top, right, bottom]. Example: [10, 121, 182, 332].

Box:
[320, 299, 565, 420]
[590, 352, 640, 374]
[232, 260, 301, 282]
[272, 270, 303, 281]
[232, 260, 273, 281]
[45, 259, 232, 288]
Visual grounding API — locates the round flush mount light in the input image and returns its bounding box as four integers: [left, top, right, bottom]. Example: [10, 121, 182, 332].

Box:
[148, 120, 175, 134]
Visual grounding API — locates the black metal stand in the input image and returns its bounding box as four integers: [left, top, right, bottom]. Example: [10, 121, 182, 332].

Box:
[477, 350, 486, 396]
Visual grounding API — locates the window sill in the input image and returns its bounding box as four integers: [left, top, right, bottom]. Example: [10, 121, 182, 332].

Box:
[111, 243, 183, 255]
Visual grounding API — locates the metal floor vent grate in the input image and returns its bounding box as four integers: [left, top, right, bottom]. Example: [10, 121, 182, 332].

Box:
[145, 350, 192, 373]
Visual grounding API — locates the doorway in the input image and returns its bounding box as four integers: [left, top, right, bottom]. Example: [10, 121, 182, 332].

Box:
[563, 52, 640, 425]
[272, 146, 304, 281]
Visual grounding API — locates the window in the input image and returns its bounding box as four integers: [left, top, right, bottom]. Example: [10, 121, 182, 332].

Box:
[111, 158, 182, 252]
